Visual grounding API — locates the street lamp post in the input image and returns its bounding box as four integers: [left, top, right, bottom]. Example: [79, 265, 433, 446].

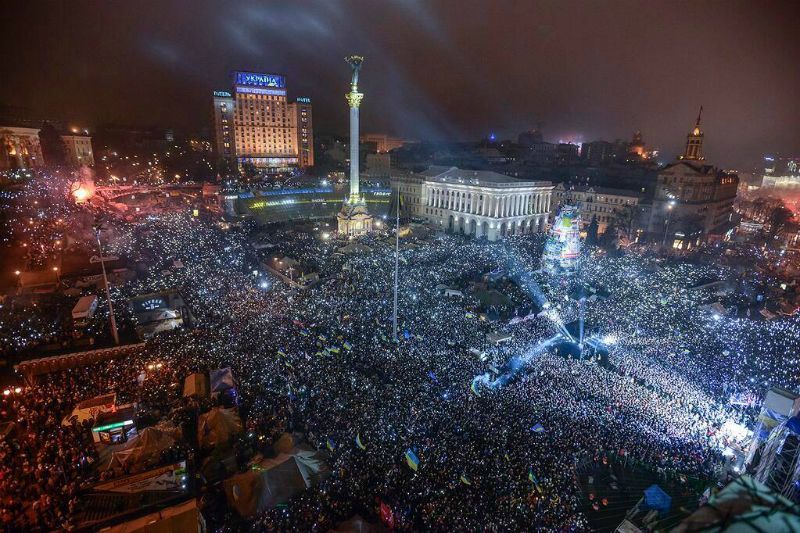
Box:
[93, 222, 119, 345]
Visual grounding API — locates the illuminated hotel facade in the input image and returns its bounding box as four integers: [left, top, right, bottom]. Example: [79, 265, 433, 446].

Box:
[212, 71, 314, 173]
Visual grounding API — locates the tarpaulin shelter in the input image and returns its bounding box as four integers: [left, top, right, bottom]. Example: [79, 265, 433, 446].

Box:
[210, 367, 235, 393]
[107, 426, 177, 471]
[223, 449, 329, 517]
[198, 407, 242, 448]
[642, 484, 672, 514]
[183, 372, 210, 398]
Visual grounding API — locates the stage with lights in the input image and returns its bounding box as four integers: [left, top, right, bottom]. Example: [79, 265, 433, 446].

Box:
[553, 320, 611, 368]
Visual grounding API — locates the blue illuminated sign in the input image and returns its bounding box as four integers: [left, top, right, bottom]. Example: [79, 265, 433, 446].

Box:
[213, 91, 232, 98]
[296, 97, 311, 104]
[234, 71, 286, 88]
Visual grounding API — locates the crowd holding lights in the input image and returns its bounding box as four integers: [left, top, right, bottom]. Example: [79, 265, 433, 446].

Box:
[1, 171, 800, 529]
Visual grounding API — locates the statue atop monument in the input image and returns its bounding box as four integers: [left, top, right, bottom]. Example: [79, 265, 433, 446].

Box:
[345, 55, 364, 91]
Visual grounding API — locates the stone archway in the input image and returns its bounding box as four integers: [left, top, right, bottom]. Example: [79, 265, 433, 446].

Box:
[448, 214, 455, 232]
[469, 218, 477, 236]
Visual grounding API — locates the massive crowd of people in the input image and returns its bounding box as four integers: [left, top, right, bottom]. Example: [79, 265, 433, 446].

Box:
[1, 192, 799, 529]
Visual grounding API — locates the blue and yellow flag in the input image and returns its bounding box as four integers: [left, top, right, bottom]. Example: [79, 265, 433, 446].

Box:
[318, 334, 327, 342]
[459, 474, 472, 485]
[528, 467, 538, 484]
[470, 381, 481, 396]
[327, 437, 336, 452]
[329, 346, 340, 354]
[531, 423, 545, 433]
[355, 433, 367, 450]
[405, 449, 420, 471]
[343, 341, 353, 351]
[277, 350, 287, 357]
[465, 312, 476, 319]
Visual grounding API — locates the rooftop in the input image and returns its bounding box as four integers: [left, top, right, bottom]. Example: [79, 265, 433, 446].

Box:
[420, 166, 551, 188]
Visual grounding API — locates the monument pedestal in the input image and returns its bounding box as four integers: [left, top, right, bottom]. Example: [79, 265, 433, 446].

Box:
[337, 196, 373, 237]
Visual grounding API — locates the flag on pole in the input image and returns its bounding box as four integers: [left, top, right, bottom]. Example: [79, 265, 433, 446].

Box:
[404, 449, 420, 471]
[355, 433, 367, 450]
[531, 423, 545, 433]
[343, 341, 353, 351]
[470, 381, 481, 396]
[326, 437, 336, 452]
[277, 350, 287, 357]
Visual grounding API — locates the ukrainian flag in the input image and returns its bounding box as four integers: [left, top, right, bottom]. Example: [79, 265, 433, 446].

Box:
[343, 341, 353, 351]
[470, 381, 481, 396]
[465, 312, 475, 319]
[329, 346, 340, 354]
[459, 474, 472, 485]
[300, 329, 310, 336]
[531, 423, 545, 433]
[405, 449, 420, 471]
[528, 468, 538, 484]
[326, 437, 336, 452]
[277, 350, 287, 357]
[355, 433, 366, 450]
[318, 334, 327, 342]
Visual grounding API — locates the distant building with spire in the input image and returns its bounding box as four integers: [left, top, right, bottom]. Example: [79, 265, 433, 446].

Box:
[648, 107, 738, 249]
[679, 106, 705, 161]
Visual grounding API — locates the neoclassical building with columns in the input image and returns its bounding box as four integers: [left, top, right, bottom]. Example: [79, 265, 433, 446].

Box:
[393, 166, 553, 241]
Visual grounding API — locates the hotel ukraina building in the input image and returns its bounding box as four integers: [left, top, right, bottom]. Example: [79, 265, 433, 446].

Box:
[392, 166, 553, 241]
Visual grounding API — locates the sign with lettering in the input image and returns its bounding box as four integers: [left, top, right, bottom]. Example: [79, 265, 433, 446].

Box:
[234, 71, 285, 88]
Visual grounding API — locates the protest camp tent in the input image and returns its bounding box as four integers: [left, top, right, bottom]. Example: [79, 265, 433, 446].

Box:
[643, 484, 672, 515]
[106, 426, 176, 471]
[210, 367, 235, 393]
[183, 372, 210, 398]
[223, 449, 329, 517]
[198, 407, 243, 448]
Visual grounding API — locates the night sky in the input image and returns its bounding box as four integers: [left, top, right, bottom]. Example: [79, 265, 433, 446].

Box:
[2, 0, 798, 167]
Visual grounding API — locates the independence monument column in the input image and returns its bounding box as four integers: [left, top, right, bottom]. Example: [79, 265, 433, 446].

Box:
[337, 55, 373, 236]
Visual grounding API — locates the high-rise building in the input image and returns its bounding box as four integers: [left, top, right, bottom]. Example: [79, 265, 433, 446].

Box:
[581, 140, 615, 165]
[291, 97, 314, 168]
[212, 71, 314, 173]
[212, 91, 235, 167]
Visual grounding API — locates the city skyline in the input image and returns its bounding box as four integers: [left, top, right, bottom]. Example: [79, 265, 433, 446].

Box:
[1, 1, 798, 168]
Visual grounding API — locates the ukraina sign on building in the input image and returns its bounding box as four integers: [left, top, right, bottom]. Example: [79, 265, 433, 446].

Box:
[234, 71, 286, 88]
